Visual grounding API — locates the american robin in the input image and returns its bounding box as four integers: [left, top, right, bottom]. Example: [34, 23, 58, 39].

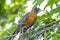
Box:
[8, 8, 42, 40]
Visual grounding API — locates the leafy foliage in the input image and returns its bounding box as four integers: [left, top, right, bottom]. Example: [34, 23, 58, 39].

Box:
[0, 0, 60, 40]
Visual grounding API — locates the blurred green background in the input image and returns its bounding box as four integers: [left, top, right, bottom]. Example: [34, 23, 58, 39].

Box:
[0, 0, 60, 40]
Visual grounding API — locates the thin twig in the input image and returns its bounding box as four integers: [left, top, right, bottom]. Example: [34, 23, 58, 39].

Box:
[39, 20, 60, 29]
[29, 20, 60, 38]
[18, 20, 60, 40]
[29, 24, 60, 38]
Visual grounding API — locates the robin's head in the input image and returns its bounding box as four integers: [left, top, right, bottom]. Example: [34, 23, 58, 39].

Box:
[34, 8, 42, 13]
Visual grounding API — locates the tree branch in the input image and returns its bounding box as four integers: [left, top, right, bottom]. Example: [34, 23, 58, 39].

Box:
[18, 20, 60, 40]
[29, 20, 60, 38]
[29, 24, 60, 38]
[39, 20, 60, 29]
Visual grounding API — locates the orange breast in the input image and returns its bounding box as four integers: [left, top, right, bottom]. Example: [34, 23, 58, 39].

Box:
[24, 11, 37, 26]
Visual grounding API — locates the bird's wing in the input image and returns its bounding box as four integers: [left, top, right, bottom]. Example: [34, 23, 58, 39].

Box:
[8, 13, 30, 40]
[19, 12, 30, 24]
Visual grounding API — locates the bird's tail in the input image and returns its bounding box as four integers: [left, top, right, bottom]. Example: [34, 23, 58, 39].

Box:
[8, 24, 23, 40]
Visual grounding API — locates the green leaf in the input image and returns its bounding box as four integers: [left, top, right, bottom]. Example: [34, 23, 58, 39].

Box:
[50, 6, 60, 13]
[44, 0, 59, 9]
[33, 0, 44, 9]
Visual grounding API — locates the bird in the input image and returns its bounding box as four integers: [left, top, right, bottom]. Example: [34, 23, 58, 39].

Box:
[8, 8, 42, 40]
